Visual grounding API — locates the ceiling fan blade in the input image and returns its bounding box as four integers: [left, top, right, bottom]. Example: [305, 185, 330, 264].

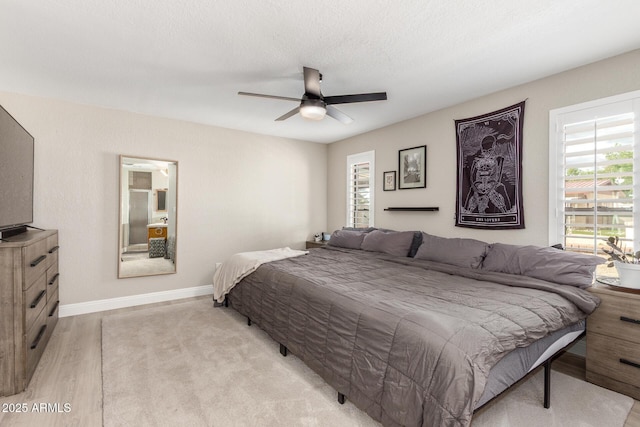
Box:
[324, 92, 387, 105]
[275, 106, 300, 121]
[326, 106, 353, 124]
[303, 67, 321, 97]
[238, 92, 300, 102]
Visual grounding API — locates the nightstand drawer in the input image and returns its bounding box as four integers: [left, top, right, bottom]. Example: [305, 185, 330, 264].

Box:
[306, 241, 328, 249]
[587, 332, 640, 387]
[588, 295, 640, 344]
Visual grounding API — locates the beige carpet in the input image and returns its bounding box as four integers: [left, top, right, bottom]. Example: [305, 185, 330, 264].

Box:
[102, 298, 633, 427]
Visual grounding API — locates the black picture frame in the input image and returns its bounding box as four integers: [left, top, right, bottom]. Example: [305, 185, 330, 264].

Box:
[398, 145, 426, 189]
[383, 171, 396, 191]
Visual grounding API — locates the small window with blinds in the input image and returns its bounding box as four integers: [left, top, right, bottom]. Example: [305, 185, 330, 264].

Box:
[346, 151, 375, 228]
[549, 90, 640, 275]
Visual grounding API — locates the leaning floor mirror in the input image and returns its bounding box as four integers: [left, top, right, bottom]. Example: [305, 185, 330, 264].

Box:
[118, 155, 178, 278]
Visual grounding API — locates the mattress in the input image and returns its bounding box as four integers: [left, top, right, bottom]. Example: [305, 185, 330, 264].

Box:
[476, 319, 585, 408]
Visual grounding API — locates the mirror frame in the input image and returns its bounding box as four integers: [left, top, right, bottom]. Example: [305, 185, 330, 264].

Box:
[118, 155, 178, 278]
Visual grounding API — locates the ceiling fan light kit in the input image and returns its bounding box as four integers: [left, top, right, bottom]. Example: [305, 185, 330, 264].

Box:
[300, 100, 326, 121]
[239, 66, 387, 124]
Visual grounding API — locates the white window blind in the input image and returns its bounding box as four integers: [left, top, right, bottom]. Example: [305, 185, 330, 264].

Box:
[346, 151, 375, 228]
[549, 91, 640, 264]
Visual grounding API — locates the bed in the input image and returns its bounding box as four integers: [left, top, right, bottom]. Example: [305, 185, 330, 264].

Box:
[215, 229, 603, 427]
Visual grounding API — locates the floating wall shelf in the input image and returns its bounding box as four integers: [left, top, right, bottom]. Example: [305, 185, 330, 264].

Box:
[384, 207, 439, 212]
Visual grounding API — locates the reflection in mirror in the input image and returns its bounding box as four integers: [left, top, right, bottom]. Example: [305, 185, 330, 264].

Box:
[156, 188, 167, 212]
[119, 156, 178, 278]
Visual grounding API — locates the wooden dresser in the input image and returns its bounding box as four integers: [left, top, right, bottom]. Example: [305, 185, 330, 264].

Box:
[0, 229, 60, 396]
[305, 240, 328, 249]
[586, 282, 640, 400]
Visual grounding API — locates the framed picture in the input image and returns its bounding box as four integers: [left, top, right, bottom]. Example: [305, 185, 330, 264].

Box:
[398, 145, 426, 189]
[383, 171, 396, 191]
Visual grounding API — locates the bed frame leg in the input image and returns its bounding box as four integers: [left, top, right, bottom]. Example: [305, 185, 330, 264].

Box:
[224, 299, 229, 308]
[279, 344, 288, 357]
[544, 360, 551, 409]
[337, 392, 346, 405]
[247, 318, 251, 326]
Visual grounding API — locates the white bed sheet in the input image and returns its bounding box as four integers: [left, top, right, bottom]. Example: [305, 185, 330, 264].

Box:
[212, 247, 308, 302]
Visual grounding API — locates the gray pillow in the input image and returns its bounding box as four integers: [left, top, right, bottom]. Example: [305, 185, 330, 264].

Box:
[369, 228, 423, 257]
[342, 226, 377, 233]
[482, 243, 605, 288]
[327, 230, 366, 249]
[360, 229, 415, 257]
[414, 233, 488, 268]
[408, 231, 423, 258]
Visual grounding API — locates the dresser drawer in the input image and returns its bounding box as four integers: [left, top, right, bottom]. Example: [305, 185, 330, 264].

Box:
[47, 288, 59, 322]
[25, 307, 47, 383]
[588, 295, 640, 344]
[46, 263, 59, 299]
[45, 287, 59, 344]
[24, 273, 47, 332]
[23, 239, 49, 289]
[587, 332, 640, 386]
[45, 234, 59, 269]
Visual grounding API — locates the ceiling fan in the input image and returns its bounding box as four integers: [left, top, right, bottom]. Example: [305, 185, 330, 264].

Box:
[238, 67, 387, 124]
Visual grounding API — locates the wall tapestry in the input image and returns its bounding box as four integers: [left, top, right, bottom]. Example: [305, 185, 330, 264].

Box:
[455, 101, 525, 229]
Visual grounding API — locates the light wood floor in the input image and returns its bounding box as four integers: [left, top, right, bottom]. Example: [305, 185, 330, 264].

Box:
[0, 296, 638, 426]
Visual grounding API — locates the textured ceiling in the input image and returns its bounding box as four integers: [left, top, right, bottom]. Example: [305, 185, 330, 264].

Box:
[1, 0, 639, 143]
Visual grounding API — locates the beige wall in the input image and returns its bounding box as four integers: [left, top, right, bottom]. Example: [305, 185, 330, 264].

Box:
[327, 49, 640, 245]
[0, 92, 327, 305]
[3, 49, 638, 306]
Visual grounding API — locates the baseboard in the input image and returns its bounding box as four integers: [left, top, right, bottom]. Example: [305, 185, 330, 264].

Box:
[59, 285, 214, 318]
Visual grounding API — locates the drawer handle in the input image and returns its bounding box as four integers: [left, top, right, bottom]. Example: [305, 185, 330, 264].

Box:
[620, 358, 640, 370]
[48, 301, 59, 317]
[30, 290, 46, 308]
[30, 255, 46, 267]
[620, 316, 640, 325]
[49, 273, 60, 286]
[30, 325, 47, 350]
[48, 245, 60, 254]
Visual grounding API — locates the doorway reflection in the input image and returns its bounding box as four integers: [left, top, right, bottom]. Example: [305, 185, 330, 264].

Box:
[119, 156, 178, 278]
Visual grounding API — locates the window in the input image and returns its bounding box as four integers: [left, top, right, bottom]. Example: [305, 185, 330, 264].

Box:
[549, 90, 640, 272]
[346, 151, 375, 228]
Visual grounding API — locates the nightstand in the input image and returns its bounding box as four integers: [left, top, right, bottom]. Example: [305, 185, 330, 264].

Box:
[306, 240, 328, 249]
[586, 281, 640, 400]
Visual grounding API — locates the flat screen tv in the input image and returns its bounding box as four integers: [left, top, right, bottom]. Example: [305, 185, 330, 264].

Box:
[0, 104, 34, 235]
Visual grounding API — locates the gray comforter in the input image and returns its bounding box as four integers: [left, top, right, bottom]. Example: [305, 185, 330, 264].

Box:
[227, 246, 599, 427]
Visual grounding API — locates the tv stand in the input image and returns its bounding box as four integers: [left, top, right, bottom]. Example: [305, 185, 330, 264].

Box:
[0, 225, 28, 239]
